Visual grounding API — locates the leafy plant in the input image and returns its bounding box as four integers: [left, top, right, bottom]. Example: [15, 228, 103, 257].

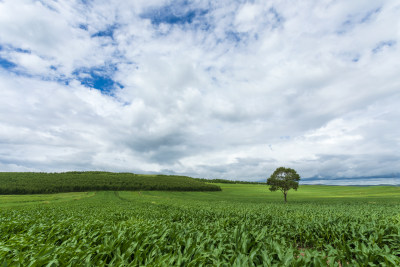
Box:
[1, 184, 399, 265]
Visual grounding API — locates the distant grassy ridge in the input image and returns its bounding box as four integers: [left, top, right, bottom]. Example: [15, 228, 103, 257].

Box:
[0, 172, 221, 194]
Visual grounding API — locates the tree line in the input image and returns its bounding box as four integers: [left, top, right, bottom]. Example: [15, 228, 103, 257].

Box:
[194, 178, 266, 184]
[0, 172, 221, 194]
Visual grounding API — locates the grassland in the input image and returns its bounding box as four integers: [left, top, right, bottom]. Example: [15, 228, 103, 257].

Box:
[1, 184, 400, 266]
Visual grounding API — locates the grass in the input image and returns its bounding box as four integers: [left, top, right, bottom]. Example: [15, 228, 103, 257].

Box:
[133, 184, 400, 203]
[1, 184, 400, 265]
[1, 184, 399, 207]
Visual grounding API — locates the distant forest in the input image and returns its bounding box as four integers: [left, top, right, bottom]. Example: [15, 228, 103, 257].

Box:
[0, 172, 221, 194]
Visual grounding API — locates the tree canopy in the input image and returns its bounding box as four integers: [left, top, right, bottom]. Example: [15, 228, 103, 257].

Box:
[266, 167, 300, 202]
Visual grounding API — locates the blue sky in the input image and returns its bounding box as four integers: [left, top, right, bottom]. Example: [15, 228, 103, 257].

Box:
[0, 0, 400, 184]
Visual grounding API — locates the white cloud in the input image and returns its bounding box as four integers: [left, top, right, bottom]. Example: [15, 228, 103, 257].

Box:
[0, 0, 399, 183]
[234, 3, 263, 32]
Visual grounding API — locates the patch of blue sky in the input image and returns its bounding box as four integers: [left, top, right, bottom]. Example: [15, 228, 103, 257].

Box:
[79, 24, 88, 31]
[268, 7, 284, 29]
[0, 58, 35, 78]
[140, 1, 208, 27]
[360, 7, 381, 23]
[38, 73, 71, 85]
[338, 51, 361, 63]
[220, 31, 260, 48]
[336, 21, 352, 35]
[0, 44, 31, 54]
[352, 56, 360, 63]
[226, 31, 242, 43]
[56, 78, 70, 86]
[80, 0, 90, 5]
[372, 40, 396, 54]
[73, 65, 123, 94]
[36, 0, 58, 12]
[0, 57, 17, 70]
[0, 52, 69, 83]
[220, 8, 282, 47]
[14, 47, 31, 53]
[91, 24, 118, 39]
[337, 7, 381, 35]
[160, 10, 195, 25]
[192, 18, 212, 32]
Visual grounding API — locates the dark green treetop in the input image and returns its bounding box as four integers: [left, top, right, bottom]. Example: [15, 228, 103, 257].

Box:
[266, 167, 300, 202]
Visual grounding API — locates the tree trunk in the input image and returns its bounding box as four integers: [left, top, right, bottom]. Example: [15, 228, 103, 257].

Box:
[284, 192, 287, 203]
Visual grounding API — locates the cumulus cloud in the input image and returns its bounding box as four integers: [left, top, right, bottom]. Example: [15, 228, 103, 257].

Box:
[0, 0, 399, 184]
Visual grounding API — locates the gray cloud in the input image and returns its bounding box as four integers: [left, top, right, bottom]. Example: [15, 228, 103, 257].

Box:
[0, 0, 399, 183]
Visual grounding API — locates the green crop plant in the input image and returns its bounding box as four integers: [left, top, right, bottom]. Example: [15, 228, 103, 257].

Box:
[1, 184, 400, 265]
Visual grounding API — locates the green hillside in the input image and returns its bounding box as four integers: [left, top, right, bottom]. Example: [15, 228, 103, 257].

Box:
[0, 172, 221, 194]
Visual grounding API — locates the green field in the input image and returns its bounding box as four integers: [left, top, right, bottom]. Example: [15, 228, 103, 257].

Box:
[1, 184, 400, 266]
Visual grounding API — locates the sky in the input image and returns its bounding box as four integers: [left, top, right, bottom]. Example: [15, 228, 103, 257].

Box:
[0, 0, 400, 184]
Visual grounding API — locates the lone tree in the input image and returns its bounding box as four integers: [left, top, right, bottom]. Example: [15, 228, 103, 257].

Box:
[266, 167, 300, 203]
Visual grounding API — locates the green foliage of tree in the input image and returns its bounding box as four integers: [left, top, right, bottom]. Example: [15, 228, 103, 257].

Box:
[266, 167, 300, 202]
[0, 172, 221, 194]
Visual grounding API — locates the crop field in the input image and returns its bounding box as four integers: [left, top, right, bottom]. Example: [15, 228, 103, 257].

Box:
[1, 184, 400, 266]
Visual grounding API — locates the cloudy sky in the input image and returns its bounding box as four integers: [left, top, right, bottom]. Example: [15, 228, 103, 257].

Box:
[1, 0, 399, 184]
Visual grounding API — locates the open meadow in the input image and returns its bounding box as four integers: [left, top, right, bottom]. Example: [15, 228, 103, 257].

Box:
[1, 183, 400, 266]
